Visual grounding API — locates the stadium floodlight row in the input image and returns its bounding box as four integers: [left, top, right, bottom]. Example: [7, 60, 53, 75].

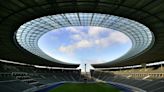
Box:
[0, 59, 78, 70]
[95, 61, 164, 70]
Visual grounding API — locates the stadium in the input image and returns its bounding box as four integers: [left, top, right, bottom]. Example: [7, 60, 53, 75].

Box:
[0, 0, 164, 92]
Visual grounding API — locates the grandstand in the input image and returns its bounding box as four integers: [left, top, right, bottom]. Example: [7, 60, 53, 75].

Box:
[0, 61, 83, 92]
[91, 63, 164, 92]
[0, 0, 164, 92]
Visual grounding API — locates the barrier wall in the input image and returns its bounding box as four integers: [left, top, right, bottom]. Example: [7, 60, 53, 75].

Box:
[36, 82, 65, 92]
[108, 81, 146, 92]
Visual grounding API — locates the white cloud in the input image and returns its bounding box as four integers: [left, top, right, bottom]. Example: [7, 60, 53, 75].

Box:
[93, 31, 129, 47]
[88, 26, 105, 37]
[58, 27, 130, 54]
[94, 37, 111, 47]
[66, 27, 80, 33]
[58, 45, 75, 54]
[76, 40, 93, 48]
[71, 34, 82, 41]
[109, 31, 129, 44]
[58, 40, 93, 54]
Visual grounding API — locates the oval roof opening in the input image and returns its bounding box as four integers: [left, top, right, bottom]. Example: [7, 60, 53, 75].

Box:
[38, 26, 132, 64]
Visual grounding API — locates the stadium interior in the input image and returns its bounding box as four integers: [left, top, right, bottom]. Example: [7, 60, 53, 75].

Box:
[0, 0, 164, 92]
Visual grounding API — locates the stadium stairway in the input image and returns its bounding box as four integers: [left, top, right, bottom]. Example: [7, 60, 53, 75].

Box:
[12, 72, 43, 87]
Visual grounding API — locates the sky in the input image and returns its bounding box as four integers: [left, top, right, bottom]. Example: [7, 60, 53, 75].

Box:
[38, 26, 132, 72]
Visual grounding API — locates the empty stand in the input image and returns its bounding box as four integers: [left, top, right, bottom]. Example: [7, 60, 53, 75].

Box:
[91, 67, 164, 92]
[0, 62, 81, 92]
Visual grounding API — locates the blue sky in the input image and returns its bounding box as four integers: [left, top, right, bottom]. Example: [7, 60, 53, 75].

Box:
[38, 26, 132, 72]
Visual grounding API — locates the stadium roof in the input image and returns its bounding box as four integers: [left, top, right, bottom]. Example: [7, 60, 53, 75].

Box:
[0, 0, 164, 68]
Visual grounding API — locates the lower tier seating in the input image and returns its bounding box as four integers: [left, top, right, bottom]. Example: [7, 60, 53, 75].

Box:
[91, 70, 164, 92]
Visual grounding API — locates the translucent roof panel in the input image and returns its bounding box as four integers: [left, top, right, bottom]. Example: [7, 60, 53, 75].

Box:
[15, 13, 154, 64]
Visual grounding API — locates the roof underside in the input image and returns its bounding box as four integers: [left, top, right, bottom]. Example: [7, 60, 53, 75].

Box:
[0, 0, 164, 68]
